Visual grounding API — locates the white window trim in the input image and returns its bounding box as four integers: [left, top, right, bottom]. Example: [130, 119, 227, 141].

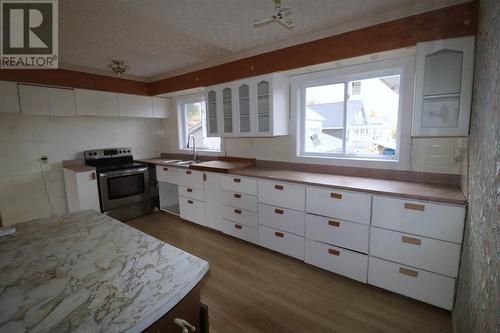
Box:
[176, 94, 223, 155]
[290, 53, 415, 170]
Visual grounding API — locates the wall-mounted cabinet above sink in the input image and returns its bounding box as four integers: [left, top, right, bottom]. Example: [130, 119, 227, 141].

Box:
[205, 73, 289, 138]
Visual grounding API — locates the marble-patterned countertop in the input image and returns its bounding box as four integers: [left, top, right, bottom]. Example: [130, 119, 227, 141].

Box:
[0, 210, 209, 333]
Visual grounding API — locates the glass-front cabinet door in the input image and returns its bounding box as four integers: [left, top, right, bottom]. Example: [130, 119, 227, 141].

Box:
[238, 83, 251, 134]
[413, 36, 475, 136]
[256, 79, 271, 133]
[222, 87, 233, 134]
[206, 89, 218, 136]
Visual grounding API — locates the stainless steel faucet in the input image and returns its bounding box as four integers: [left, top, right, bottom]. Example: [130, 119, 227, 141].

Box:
[187, 135, 197, 161]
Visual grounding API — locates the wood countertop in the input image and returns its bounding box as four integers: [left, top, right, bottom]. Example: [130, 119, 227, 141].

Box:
[232, 167, 466, 205]
[139, 158, 466, 205]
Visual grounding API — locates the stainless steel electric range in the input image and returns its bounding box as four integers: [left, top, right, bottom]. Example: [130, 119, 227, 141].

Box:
[84, 148, 152, 221]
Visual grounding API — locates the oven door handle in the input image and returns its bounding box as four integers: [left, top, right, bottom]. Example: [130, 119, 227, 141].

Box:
[99, 167, 148, 178]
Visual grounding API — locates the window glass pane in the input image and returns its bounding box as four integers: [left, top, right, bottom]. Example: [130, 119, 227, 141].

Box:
[304, 83, 345, 154]
[345, 75, 400, 156]
[182, 100, 221, 151]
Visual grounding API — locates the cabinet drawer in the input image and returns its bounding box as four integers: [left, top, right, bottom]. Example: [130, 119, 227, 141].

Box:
[156, 165, 178, 184]
[305, 214, 369, 253]
[222, 219, 258, 244]
[370, 227, 461, 277]
[258, 180, 305, 211]
[222, 205, 258, 228]
[305, 239, 368, 283]
[179, 186, 204, 201]
[306, 187, 371, 224]
[178, 169, 204, 189]
[221, 191, 257, 212]
[258, 204, 305, 236]
[179, 197, 205, 226]
[221, 175, 257, 195]
[368, 257, 455, 310]
[372, 196, 466, 243]
[259, 225, 305, 260]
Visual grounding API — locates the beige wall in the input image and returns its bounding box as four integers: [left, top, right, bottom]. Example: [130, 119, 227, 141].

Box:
[0, 114, 163, 225]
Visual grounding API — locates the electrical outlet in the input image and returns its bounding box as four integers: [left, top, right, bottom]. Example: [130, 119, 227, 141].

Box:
[40, 156, 48, 164]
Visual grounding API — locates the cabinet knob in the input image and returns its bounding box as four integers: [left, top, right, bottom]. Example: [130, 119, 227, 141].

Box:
[402, 236, 421, 246]
[404, 203, 425, 211]
[274, 208, 284, 215]
[233, 178, 241, 183]
[274, 184, 284, 190]
[330, 192, 342, 199]
[187, 188, 193, 192]
[187, 200, 194, 204]
[275, 231, 284, 238]
[185, 170, 192, 175]
[234, 193, 241, 198]
[234, 209, 242, 214]
[91, 172, 96, 180]
[328, 249, 340, 256]
[399, 267, 418, 278]
[163, 167, 168, 171]
[173, 318, 196, 333]
[328, 220, 340, 227]
[235, 224, 242, 229]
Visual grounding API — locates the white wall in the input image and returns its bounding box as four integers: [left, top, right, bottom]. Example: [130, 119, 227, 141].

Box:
[0, 114, 163, 226]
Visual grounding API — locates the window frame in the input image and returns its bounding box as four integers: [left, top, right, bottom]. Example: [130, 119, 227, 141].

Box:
[290, 54, 414, 170]
[176, 94, 222, 153]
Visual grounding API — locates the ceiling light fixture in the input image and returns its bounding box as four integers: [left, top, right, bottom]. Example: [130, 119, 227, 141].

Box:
[107, 59, 129, 76]
[253, 0, 294, 29]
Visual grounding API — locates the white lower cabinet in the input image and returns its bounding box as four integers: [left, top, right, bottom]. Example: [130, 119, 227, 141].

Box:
[222, 205, 258, 228]
[368, 257, 456, 310]
[222, 219, 258, 244]
[305, 214, 369, 253]
[179, 196, 205, 226]
[370, 227, 461, 277]
[258, 225, 305, 260]
[204, 172, 223, 231]
[305, 239, 368, 283]
[258, 203, 305, 236]
[221, 191, 258, 212]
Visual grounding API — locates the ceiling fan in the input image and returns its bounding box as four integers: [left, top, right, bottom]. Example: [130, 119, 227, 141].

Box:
[253, 0, 294, 29]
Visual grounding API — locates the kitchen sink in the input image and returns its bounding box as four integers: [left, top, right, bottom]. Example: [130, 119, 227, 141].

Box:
[175, 160, 201, 165]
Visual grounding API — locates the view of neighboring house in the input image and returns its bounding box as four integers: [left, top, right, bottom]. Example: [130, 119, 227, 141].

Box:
[305, 77, 399, 156]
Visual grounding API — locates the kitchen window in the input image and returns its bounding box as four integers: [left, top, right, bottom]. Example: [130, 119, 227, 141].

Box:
[292, 55, 414, 167]
[178, 97, 221, 152]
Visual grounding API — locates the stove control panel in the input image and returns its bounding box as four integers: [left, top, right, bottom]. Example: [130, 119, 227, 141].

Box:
[84, 148, 132, 160]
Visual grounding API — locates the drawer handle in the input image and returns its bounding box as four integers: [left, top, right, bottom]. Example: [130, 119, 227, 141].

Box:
[274, 208, 284, 215]
[274, 184, 284, 190]
[330, 192, 342, 199]
[404, 203, 425, 211]
[234, 193, 241, 198]
[233, 178, 241, 183]
[187, 200, 193, 204]
[163, 167, 168, 171]
[187, 188, 193, 192]
[328, 220, 340, 227]
[234, 209, 242, 215]
[235, 224, 242, 229]
[275, 231, 284, 238]
[399, 267, 418, 278]
[328, 249, 340, 256]
[185, 170, 192, 175]
[174, 318, 196, 333]
[91, 172, 96, 180]
[402, 236, 421, 246]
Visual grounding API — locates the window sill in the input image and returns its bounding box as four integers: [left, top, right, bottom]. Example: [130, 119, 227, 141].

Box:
[292, 153, 410, 170]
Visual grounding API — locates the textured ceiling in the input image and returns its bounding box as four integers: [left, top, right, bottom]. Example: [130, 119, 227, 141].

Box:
[60, 0, 467, 79]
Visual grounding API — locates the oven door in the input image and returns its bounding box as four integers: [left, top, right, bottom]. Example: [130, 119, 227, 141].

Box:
[99, 167, 150, 211]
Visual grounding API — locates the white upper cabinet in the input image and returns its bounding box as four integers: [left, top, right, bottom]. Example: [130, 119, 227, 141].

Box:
[152, 97, 171, 118]
[75, 88, 119, 116]
[206, 88, 220, 136]
[0, 81, 20, 114]
[206, 73, 289, 137]
[18, 84, 76, 116]
[413, 36, 475, 137]
[118, 93, 153, 118]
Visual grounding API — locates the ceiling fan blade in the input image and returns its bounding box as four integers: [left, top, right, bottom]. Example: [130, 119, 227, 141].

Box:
[253, 18, 274, 26]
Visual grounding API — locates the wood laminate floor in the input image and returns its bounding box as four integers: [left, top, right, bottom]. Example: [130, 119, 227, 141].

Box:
[127, 212, 452, 333]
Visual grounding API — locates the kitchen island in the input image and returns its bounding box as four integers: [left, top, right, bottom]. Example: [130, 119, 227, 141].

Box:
[0, 210, 209, 333]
